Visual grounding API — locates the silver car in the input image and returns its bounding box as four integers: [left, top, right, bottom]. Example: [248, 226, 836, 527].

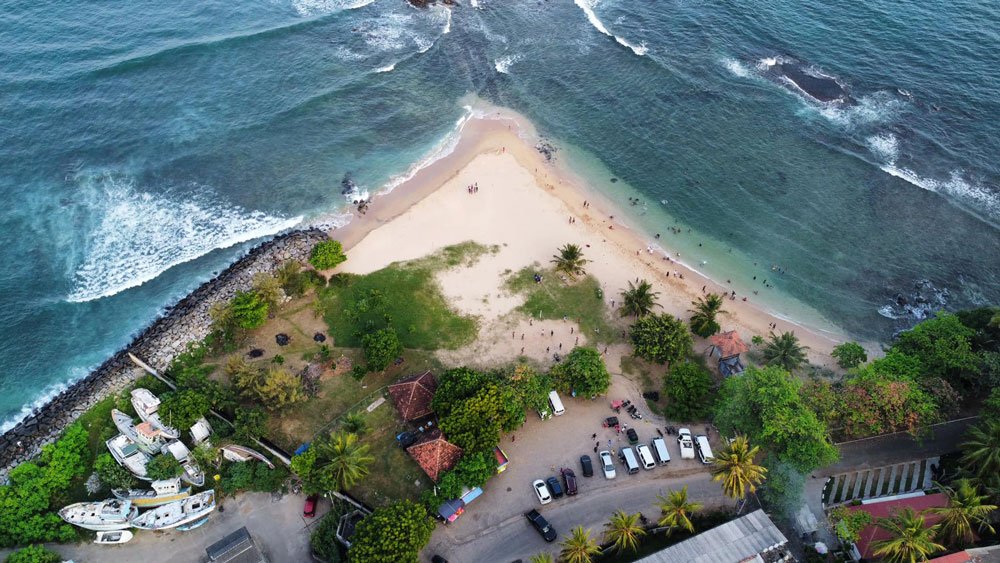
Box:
[599, 450, 616, 479]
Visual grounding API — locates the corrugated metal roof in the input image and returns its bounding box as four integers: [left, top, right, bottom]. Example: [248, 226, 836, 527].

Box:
[636, 510, 788, 563]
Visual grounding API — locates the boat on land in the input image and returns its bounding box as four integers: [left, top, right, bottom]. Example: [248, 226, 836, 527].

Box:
[162, 440, 206, 487]
[94, 530, 134, 544]
[221, 444, 275, 468]
[112, 408, 169, 454]
[176, 516, 210, 531]
[106, 433, 152, 480]
[59, 499, 138, 531]
[131, 490, 216, 530]
[112, 478, 191, 508]
[131, 388, 180, 439]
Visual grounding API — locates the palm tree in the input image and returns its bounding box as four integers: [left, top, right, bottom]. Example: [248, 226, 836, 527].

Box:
[316, 430, 374, 491]
[930, 479, 997, 546]
[871, 508, 945, 563]
[559, 526, 601, 563]
[762, 331, 809, 371]
[528, 554, 555, 563]
[688, 294, 725, 337]
[961, 421, 1000, 483]
[656, 486, 702, 535]
[711, 436, 767, 503]
[551, 244, 589, 279]
[603, 510, 646, 553]
[619, 279, 661, 318]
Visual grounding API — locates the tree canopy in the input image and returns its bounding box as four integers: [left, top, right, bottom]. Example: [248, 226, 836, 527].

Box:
[159, 389, 211, 430]
[309, 240, 347, 270]
[551, 347, 611, 398]
[832, 342, 867, 369]
[893, 312, 980, 391]
[361, 327, 402, 372]
[663, 362, 714, 421]
[348, 500, 434, 563]
[629, 313, 692, 365]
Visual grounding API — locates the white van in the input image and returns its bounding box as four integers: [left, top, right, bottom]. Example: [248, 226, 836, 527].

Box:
[548, 390, 565, 416]
[636, 444, 656, 470]
[651, 437, 670, 465]
[695, 435, 714, 465]
[621, 447, 640, 474]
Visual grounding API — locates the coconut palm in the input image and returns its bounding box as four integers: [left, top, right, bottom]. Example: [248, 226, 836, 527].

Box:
[871, 508, 945, 563]
[656, 486, 702, 535]
[761, 331, 809, 371]
[930, 479, 997, 546]
[551, 244, 589, 279]
[619, 279, 661, 318]
[316, 430, 374, 491]
[711, 436, 767, 502]
[528, 553, 555, 563]
[559, 526, 601, 563]
[688, 294, 725, 337]
[603, 510, 646, 553]
[960, 421, 1000, 483]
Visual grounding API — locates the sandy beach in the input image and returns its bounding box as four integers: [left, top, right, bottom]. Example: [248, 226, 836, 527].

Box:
[328, 109, 855, 370]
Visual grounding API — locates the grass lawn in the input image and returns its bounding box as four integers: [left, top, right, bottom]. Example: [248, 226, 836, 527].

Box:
[505, 265, 621, 344]
[316, 242, 491, 350]
[348, 401, 432, 507]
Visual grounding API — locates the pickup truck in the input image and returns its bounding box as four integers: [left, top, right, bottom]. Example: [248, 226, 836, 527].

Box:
[677, 428, 696, 460]
[525, 509, 557, 542]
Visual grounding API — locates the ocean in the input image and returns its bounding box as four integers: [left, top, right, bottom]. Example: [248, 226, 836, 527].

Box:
[1, 0, 998, 428]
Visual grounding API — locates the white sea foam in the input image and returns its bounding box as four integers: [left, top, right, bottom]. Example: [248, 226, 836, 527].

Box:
[573, 0, 647, 56]
[292, 0, 375, 18]
[442, 6, 452, 34]
[470, 0, 480, 8]
[798, 91, 903, 129]
[0, 380, 71, 433]
[375, 63, 396, 73]
[67, 173, 302, 302]
[495, 54, 520, 74]
[722, 57, 751, 78]
[381, 106, 475, 194]
[880, 166, 1000, 221]
[866, 133, 899, 162]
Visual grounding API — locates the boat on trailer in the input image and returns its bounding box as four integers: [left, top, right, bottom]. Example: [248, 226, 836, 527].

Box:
[112, 478, 191, 508]
[131, 388, 180, 439]
[59, 499, 138, 531]
[131, 490, 216, 530]
[94, 530, 134, 544]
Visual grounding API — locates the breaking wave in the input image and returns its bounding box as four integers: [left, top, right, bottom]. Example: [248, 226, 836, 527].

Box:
[291, 0, 376, 18]
[573, 0, 647, 56]
[495, 54, 520, 74]
[881, 166, 1000, 223]
[722, 57, 751, 78]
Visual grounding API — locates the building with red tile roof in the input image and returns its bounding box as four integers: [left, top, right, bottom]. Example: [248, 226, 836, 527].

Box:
[406, 429, 462, 482]
[846, 492, 949, 560]
[388, 371, 438, 421]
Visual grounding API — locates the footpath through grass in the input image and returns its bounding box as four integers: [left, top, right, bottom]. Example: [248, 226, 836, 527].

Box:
[505, 266, 620, 344]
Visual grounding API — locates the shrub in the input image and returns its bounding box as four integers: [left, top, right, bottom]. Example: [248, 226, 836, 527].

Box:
[229, 290, 270, 330]
[663, 362, 714, 421]
[831, 342, 867, 369]
[311, 503, 346, 563]
[94, 452, 136, 490]
[629, 314, 692, 365]
[361, 327, 402, 372]
[551, 347, 610, 398]
[309, 240, 347, 270]
[5, 545, 61, 563]
[234, 407, 269, 443]
[146, 455, 183, 481]
[220, 461, 289, 494]
[159, 389, 211, 430]
[348, 500, 434, 563]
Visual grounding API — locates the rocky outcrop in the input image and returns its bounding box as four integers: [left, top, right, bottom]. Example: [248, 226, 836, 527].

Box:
[0, 229, 329, 482]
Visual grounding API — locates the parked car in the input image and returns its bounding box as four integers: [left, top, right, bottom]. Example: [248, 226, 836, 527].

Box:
[636, 444, 656, 470]
[303, 494, 319, 518]
[533, 479, 552, 504]
[525, 509, 557, 542]
[651, 437, 671, 464]
[626, 428, 639, 444]
[579, 455, 594, 477]
[561, 468, 578, 495]
[546, 476, 564, 498]
[395, 431, 418, 449]
[599, 450, 616, 479]
[677, 428, 696, 460]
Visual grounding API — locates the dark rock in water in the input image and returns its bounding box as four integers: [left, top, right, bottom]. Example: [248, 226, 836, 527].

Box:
[341, 173, 357, 195]
[775, 62, 848, 103]
[610, 178, 618, 183]
[878, 279, 949, 322]
[535, 140, 557, 162]
[275, 333, 290, 346]
[313, 333, 326, 343]
[248, 348, 264, 358]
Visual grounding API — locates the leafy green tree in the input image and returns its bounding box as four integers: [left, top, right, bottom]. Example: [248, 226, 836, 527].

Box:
[559, 526, 601, 563]
[837, 365, 940, 439]
[229, 290, 270, 330]
[505, 364, 553, 416]
[871, 508, 945, 563]
[629, 313, 693, 365]
[551, 244, 589, 279]
[361, 327, 402, 371]
[316, 431, 374, 491]
[931, 479, 997, 546]
[310, 507, 344, 563]
[348, 500, 434, 563]
[832, 342, 868, 369]
[342, 412, 369, 436]
[829, 506, 872, 544]
[663, 362, 714, 420]
[438, 385, 505, 455]
[219, 460, 289, 494]
[759, 456, 805, 519]
[146, 454, 183, 481]
[711, 436, 767, 501]
[434, 451, 500, 503]
[309, 240, 347, 271]
[688, 294, 725, 338]
[252, 272, 283, 309]
[233, 407, 269, 443]
[619, 279, 660, 318]
[290, 446, 323, 495]
[431, 367, 490, 417]
[604, 510, 646, 553]
[957, 306, 1000, 353]
[893, 312, 980, 390]
[160, 389, 211, 430]
[656, 486, 702, 535]
[762, 331, 808, 371]
[94, 452, 136, 490]
[231, 360, 304, 410]
[961, 421, 1000, 491]
[552, 347, 611, 397]
[714, 365, 838, 473]
[4, 545, 61, 563]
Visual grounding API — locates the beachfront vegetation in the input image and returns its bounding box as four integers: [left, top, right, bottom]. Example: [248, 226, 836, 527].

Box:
[831, 341, 867, 369]
[146, 454, 183, 481]
[604, 510, 646, 553]
[761, 331, 808, 371]
[931, 479, 997, 547]
[291, 431, 373, 493]
[226, 357, 304, 410]
[710, 436, 767, 502]
[347, 499, 434, 563]
[309, 240, 347, 270]
[688, 293, 725, 338]
[276, 260, 325, 298]
[559, 526, 601, 563]
[551, 243, 589, 280]
[829, 506, 872, 544]
[218, 460, 289, 495]
[233, 406, 269, 443]
[4, 545, 62, 563]
[361, 327, 403, 372]
[505, 267, 616, 344]
[94, 452, 136, 490]
[871, 508, 945, 563]
[629, 313, 692, 366]
[894, 312, 980, 389]
[619, 279, 660, 318]
[551, 346, 611, 398]
[663, 362, 714, 421]
[656, 486, 701, 536]
[159, 389, 211, 430]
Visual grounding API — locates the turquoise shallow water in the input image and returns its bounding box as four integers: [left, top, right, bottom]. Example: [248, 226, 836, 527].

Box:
[1, 0, 998, 427]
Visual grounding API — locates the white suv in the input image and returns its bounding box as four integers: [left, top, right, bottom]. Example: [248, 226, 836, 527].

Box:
[677, 428, 696, 460]
[636, 444, 656, 469]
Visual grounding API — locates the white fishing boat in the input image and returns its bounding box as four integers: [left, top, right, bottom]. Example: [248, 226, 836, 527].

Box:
[112, 478, 191, 508]
[106, 433, 152, 481]
[221, 444, 275, 469]
[162, 440, 205, 487]
[131, 490, 216, 531]
[176, 515, 209, 531]
[94, 530, 134, 544]
[59, 499, 138, 531]
[131, 388, 180, 439]
[112, 408, 168, 454]
[190, 417, 213, 445]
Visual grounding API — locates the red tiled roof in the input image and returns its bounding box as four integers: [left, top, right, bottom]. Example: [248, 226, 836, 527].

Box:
[929, 552, 973, 563]
[388, 371, 437, 421]
[406, 430, 462, 482]
[847, 493, 949, 560]
[710, 331, 749, 358]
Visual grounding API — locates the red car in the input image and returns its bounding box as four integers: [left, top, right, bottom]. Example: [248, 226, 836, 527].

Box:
[304, 494, 319, 518]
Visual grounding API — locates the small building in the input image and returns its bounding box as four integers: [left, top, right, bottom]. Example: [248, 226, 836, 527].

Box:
[844, 492, 949, 560]
[708, 331, 749, 377]
[388, 371, 438, 421]
[206, 526, 266, 563]
[635, 509, 791, 563]
[406, 429, 462, 482]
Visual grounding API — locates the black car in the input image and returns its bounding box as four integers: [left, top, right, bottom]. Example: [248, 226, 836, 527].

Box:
[580, 455, 594, 477]
[525, 509, 558, 542]
[561, 468, 578, 495]
[546, 476, 564, 498]
[396, 431, 418, 448]
[626, 428, 639, 445]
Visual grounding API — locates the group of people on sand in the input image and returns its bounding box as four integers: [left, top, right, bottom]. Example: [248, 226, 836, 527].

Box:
[467, 182, 479, 194]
